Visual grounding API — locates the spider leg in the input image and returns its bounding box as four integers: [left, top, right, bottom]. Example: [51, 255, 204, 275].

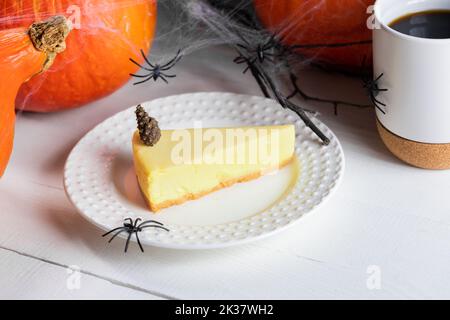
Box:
[371, 92, 387, 114]
[371, 87, 388, 97]
[129, 58, 153, 72]
[159, 75, 169, 84]
[102, 227, 126, 238]
[372, 94, 386, 107]
[373, 101, 387, 114]
[140, 49, 155, 68]
[160, 49, 182, 70]
[140, 225, 170, 232]
[129, 57, 145, 69]
[170, 54, 183, 69]
[243, 58, 257, 73]
[135, 232, 144, 253]
[242, 65, 251, 74]
[130, 72, 152, 78]
[161, 56, 182, 71]
[134, 218, 142, 228]
[124, 231, 133, 253]
[262, 42, 272, 51]
[160, 72, 176, 78]
[160, 52, 183, 69]
[138, 220, 164, 228]
[234, 54, 250, 66]
[233, 56, 246, 64]
[369, 90, 379, 102]
[133, 75, 154, 85]
[159, 64, 179, 71]
[107, 229, 127, 243]
[374, 73, 384, 82]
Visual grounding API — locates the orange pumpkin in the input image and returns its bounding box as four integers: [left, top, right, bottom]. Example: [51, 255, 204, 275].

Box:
[253, 0, 374, 71]
[0, 0, 157, 112]
[0, 16, 70, 176]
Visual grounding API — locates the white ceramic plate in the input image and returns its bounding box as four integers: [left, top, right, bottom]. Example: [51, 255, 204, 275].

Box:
[64, 92, 344, 250]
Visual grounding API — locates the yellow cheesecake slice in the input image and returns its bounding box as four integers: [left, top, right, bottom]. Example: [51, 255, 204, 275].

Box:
[132, 125, 295, 212]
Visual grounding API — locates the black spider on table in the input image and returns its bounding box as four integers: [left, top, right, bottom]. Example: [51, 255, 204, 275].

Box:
[102, 217, 169, 253]
[130, 49, 182, 85]
[234, 33, 282, 73]
[361, 57, 388, 114]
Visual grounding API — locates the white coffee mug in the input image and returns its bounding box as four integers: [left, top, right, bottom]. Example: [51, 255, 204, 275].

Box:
[374, 0, 450, 144]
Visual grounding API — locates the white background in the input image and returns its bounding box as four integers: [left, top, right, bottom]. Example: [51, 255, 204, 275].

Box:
[1, 44, 449, 299]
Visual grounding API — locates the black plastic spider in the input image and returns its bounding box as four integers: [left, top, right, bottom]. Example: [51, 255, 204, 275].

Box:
[234, 34, 281, 73]
[361, 58, 388, 114]
[130, 49, 182, 85]
[102, 217, 169, 253]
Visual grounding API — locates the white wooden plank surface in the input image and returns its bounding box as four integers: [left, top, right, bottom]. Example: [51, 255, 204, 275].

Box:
[1, 46, 450, 299]
[0, 250, 162, 300]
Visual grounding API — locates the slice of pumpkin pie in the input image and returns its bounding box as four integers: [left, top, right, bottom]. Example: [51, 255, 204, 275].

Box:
[132, 105, 295, 212]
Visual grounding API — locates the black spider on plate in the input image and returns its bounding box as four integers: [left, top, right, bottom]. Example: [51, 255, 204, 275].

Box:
[361, 57, 388, 114]
[130, 49, 182, 85]
[102, 217, 169, 253]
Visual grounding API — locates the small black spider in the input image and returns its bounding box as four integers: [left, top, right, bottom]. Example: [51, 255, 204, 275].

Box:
[130, 49, 182, 85]
[234, 34, 281, 73]
[361, 57, 388, 114]
[102, 217, 169, 253]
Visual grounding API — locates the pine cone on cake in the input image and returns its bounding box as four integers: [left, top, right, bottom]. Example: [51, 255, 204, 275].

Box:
[135, 104, 161, 146]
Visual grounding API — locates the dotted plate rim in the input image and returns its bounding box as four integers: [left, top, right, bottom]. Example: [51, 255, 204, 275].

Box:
[63, 92, 345, 250]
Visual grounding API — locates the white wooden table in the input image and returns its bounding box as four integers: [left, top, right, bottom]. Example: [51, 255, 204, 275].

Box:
[1, 45, 450, 300]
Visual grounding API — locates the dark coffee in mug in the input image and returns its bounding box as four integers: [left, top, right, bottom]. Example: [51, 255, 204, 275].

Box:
[389, 10, 450, 39]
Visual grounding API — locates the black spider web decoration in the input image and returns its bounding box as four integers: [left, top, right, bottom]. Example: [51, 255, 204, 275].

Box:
[199, 6, 331, 144]
[129, 0, 389, 144]
[102, 217, 169, 253]
[205, 1, 390, 123]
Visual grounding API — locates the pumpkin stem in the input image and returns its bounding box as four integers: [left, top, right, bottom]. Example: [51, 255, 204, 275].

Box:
[28, 16, 71, 72]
